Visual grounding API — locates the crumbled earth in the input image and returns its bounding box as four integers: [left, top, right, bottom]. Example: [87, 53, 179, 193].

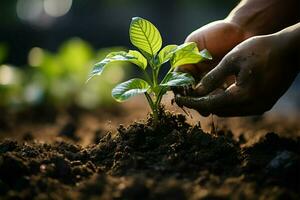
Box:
[0, 111, 299, 200]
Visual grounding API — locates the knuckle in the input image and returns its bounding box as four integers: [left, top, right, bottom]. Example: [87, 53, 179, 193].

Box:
[226, 56, 243, 72]
[237, 65, 253, 84]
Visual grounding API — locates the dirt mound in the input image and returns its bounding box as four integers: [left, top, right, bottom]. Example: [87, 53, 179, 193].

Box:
[0, 111, 299, 199]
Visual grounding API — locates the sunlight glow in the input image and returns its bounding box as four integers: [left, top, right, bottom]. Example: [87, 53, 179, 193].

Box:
[16, 0, 43, 22]
[28, 47, 44, 67]
[24, 84, 43, 104]
[44, 0, 73, 17]
[0, 65, 17, 85]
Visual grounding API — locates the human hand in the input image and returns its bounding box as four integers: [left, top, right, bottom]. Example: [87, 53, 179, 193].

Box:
[175, 31, 300, 117]
[175, 0, 300, 91]
[175, 20, 251, 79]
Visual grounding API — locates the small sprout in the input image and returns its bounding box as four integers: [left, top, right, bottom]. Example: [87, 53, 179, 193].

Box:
[87, 17, 212, 125]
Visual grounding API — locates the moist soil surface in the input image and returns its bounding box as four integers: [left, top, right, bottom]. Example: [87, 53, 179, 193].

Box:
[0, 111, 299, 200]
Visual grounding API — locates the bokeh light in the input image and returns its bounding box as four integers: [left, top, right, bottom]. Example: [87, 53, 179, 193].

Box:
[0, 65, 20, 85]
[44, 0, 73, 17]
[16, 0, 43, 22]
[23, 83, 43, 104]
[28, 47, 44, 67]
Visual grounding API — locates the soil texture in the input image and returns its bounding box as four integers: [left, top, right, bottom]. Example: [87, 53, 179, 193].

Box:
[0, 111, 299, 200]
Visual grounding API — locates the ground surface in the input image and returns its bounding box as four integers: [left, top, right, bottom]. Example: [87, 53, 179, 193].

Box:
[0, 96, 300, 200]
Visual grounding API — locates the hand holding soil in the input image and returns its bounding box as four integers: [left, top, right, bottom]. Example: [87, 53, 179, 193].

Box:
[175, 0, 300, 117]
[176, 26, 300, 116]
[1, 1, 300, 199]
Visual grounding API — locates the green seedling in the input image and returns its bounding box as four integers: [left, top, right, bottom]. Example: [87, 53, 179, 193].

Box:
[88, 17, 212, 124]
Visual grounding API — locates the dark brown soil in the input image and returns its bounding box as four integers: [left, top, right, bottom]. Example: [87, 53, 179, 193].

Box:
[0, 111, 299, 200]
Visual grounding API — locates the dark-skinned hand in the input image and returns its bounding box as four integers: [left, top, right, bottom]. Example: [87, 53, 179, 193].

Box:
[175, 32, 300, 117]
[176, 20, 250, 79]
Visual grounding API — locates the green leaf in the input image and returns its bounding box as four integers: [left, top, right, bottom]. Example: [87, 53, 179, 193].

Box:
[200, 49, 212, 60]
[128, 50, 147, 69]
[171, 53, 202, 68]
[169, 42, 212, 68]
[87, 50, 147, 82]
[160, 72, 195, 87]
[158, 45, 178, 65]
[170, 42, 201, 68]
[112, 78, 150, 102]
[106, 50, 147, 69]
[174, 42, 198, 53]
[129, 17, 162, 57]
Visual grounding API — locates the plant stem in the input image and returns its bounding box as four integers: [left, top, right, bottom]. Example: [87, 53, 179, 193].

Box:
[149, 60, 157, 86]
[156, 91, 163, 106]
[143, 71, 153, 86]
[154, 68, 175, 108]
[146, 58, 172, 126]
[144, 92, 158, 125]
[144, 92, 154, 110]
[152, 69, 158, 86]
[160, 68, 173, 83]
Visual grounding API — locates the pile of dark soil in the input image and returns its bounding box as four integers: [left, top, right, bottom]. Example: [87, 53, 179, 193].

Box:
[0, 111, 299, 200]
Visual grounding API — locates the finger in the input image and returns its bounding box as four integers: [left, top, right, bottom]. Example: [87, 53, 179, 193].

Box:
[175, 59, 219, 77]
[186, 76, 235, 97]
[193, 56, 240, 96]
[185, 21, 247, 60]
[171, 85, 193, 96]
[174, 59, 220, 97]
[175, 84, 245, 115]
[178, 29, 208, 78]
[176, 93, 265, 117]
[174, 64, 200, 77]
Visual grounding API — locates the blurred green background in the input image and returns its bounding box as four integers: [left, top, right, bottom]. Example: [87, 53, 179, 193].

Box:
[0, 0, 238, 113]
[0, 0, 238, 65]
[0, 0, 299, 116]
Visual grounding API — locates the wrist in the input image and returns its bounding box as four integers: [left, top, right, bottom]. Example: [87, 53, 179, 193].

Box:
[225, 0, 300, 38]
[225, 0, 272, 37]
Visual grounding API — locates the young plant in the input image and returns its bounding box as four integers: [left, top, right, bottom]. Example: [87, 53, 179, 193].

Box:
[88, 17, 212, 124]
